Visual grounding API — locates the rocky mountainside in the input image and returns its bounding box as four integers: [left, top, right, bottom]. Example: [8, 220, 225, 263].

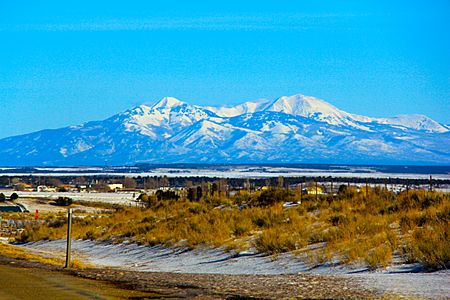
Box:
[1, 94, 449, 166]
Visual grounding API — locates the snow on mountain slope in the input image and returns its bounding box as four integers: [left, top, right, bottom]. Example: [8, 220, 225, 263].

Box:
[377, 114, 449, 133]
[262, 94, 448, 134]
[0, 93, 448, 166]
[263, 94, 373, 131]
[169, 120, 234, 147]
[116, 97, 219, 139]
[205, 99, 271, 117]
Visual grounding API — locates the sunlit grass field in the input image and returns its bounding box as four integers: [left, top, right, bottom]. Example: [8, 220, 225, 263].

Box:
[14, 188, 450, 270]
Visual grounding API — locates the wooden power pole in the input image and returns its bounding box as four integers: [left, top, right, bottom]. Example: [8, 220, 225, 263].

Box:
[300, 182, 303, 203]
[330, 178, 333, 197]
[65, 208, 73, 268]
[315, 179, 318, 201]
[365, 178, 369, 198]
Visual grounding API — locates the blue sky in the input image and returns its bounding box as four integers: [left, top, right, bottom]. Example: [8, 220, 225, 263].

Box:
[0, 0, 449, 138]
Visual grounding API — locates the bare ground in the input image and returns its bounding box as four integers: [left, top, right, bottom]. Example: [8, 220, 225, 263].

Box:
[0, 260, 158, 300]
[0, 256, 379, 299]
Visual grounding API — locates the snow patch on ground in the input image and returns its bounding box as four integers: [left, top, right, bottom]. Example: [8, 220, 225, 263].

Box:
[5, 192, 137, 205]
[21, 240, 450, 299]
[2, 167, 450, 179]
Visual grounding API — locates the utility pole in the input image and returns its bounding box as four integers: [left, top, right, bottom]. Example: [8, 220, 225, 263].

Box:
[315, 179, 318, 201]
[365, 178, 369, 198]
[300, 182, 303, 203]
[65, 208, 73, 269]
[429, 175, 433, 192]
[330, 178, 333, 197]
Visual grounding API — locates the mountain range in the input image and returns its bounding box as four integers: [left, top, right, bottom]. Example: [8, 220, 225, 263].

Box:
[1, 94, 449, 166]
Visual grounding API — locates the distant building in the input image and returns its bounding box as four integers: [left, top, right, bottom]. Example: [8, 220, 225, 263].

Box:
[37, 185, 57, 192]
[306, 186, 324, 195]
[107, 184, 123, 192]
[23, 183, 34, 192]
[62, 184, 78, 192]
[77, 185, 88, 192]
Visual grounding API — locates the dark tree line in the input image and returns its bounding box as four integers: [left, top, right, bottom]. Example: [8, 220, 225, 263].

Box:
[1, 174, 447, 190]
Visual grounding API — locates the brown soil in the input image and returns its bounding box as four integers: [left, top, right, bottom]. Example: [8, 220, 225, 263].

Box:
[0, 261, 158, 300]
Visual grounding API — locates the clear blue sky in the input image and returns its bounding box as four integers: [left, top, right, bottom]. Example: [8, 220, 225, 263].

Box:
[1, 0, 449, 138]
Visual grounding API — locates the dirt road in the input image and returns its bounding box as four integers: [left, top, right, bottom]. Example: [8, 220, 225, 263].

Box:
[0, 263, 156, 300]
[0, 256, 378, 299]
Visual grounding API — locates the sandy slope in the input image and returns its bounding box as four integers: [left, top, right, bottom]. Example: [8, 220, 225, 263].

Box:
[23, 239, 450, 299]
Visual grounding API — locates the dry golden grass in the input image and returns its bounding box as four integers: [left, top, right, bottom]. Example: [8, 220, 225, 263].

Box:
[13, 189, 450, 270]
[0, 243, 85, 268]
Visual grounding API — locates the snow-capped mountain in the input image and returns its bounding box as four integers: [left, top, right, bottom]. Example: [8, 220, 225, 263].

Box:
[0, 93, 449, 166]
[116, 97, 220, 139]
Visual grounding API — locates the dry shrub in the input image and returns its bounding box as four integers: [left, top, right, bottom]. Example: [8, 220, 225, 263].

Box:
[397, 194, 449, 270]
[366, 243, 393, 269]
[254, 227, 297, 254]
[12, 189, 449, 270]
[403, 219, 449, 269]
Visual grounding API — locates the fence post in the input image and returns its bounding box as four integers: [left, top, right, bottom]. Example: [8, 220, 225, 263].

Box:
[65, 208, 73, 268]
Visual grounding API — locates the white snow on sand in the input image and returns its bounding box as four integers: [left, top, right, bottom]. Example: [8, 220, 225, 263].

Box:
[22, 240, 450, 299]
[351, 272, 450, 299]
[4, 192, 138, 205]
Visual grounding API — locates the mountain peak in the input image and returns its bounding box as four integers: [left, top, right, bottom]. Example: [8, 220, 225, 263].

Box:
[152, 97, 185, 109]
[266, 94, 340, 116]
[263, 94, 368, 128]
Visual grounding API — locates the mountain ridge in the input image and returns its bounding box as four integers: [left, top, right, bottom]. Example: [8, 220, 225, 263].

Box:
[1, 93, 449, 166]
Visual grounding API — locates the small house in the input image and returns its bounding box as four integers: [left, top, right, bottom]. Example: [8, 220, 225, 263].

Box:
[37, 185, 57, 192]
[306, 186, 324, 195]
[107, 184, 124, 192]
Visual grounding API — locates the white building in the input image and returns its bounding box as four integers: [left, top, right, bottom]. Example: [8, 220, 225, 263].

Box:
[37, 185, 57, 192]
[107, 184, 123, 191]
